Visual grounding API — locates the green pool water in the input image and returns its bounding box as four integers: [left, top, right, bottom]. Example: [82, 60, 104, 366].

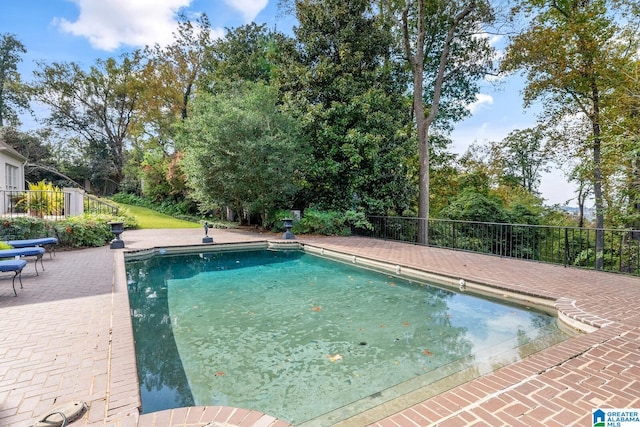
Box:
[126, 248, 569, 425]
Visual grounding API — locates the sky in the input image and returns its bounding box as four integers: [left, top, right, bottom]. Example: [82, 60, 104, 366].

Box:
[0, 0, 575, 206]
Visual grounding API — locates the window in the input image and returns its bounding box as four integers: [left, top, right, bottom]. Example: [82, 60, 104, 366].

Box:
[5, 164, 19, 190]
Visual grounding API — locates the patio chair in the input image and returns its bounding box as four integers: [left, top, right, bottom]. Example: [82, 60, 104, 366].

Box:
[0, 247, 46, 275]
[0, 259, 27, 296]
[7, 237, 58, 258]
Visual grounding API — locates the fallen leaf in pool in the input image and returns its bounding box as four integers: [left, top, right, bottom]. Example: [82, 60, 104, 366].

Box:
[214, 371, 225, 376]
[326, 354, 343, 362]
[422, 349, 433, 356]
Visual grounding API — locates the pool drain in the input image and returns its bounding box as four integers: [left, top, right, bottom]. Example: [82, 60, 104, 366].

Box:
[34, 401, 88, 427]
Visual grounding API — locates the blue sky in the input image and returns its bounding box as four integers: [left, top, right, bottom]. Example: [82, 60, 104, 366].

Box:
[0, 0, 573, 205]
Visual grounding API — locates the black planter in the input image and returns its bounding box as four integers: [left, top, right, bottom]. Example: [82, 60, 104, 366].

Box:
[109, 221, 125, 249]
[282, 218, 295, 240]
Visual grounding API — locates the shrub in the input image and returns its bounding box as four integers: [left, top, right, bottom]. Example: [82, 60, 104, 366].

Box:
[265, 209, 295, 232]
[53, 215, 113, 248]
[0, 216, 54, 240]
[0, 213, 136, 248]
[52, 213, 137, 248]
[17, 180, 64, 217]
[291, 209, 373, 236]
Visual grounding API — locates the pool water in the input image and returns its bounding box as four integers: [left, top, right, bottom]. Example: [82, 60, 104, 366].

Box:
[126, 249, 569, 425]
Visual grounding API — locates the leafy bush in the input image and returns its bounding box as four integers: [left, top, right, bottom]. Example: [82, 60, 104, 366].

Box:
[0, 213, 136, 248]
[16, 180, 64, 217]
[292, 209, 372, 236]
[111, 192, 154, 208]
[53, 213, 138, 248]
[265, 209, 295, 232]
[441, 190, 508, 223]
[344, 210, 373, 231]
[52, 215, 113, 248]
[0, 216, 54, 240]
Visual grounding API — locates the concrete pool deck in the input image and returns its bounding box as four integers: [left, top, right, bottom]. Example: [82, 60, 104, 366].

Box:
[0, 228, 639, 426]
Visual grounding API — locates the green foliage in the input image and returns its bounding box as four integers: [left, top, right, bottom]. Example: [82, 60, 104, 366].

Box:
[343, 209, 373, 231]
[441, 190, 508, 223]
[0, 216, 53, 240]
[52, 215, 112, 247]
[264, 209, 295, 232]
[279, 0, 414, 214]
[112, 192, 220, 225]
[291, 209, 372, 236]
[201, 23, 287, 93]
[111, 192, 154, 207]
[0, 127, 63, 184]
[31, 52, 145, 194]
[178, 82, 307, 223]
[0, 33, 30, 126]
[292, 209, 348, 236]
[0, 213, 134, 248]
[112, 192, 190, 216]
[17, 180, 63, 216]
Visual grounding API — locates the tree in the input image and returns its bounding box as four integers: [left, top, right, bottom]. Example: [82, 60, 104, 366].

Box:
[200, 23, 290, 93]
[547, 115, 594, 226]
[0, 127, 63, 184]
[606, 58, 640, 229]
[178, 83, 307, 223]
[502, 0, 640, 269]
[0, 33, 30, 127]
[32, 52, 144, 194]
[279, 0, 415, 214]
[134, 15, 216, 203]
[380, 0, 496, 243]
[141, 15, 215, 129]
[488, 127, 550, 195]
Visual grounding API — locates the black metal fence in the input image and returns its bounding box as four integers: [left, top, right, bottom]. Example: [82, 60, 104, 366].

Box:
[84, 194, 119, 215]
[355, 216, 640, 276]
[0, 190, 119, 220]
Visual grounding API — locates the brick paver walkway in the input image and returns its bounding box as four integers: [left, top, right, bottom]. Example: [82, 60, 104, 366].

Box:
[1, 228, 639, 426]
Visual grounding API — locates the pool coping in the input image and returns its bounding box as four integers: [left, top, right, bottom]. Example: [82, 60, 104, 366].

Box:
[6, 229, 639, 426]
[113, 237, 625, 426]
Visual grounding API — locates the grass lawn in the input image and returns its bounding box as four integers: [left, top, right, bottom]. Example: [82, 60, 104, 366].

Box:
[119, 203, 202, 229]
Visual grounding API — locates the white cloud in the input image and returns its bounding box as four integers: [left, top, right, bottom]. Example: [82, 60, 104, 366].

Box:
[466, 93, 494, 114]
[223, 0, 268, 22]
[54, 0, 192, 51]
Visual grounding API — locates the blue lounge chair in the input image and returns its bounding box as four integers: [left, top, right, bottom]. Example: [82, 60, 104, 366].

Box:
[0, 247, 46, 275]
[0, 259, 27, 296]
[7, 237, 58, 258]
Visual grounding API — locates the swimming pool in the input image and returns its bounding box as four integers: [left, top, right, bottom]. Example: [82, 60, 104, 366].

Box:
[126, 245, 571, 425]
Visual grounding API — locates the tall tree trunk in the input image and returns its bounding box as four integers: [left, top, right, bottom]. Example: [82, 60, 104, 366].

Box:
[416, 68, 429, 244]
[387, 0, 476, 245]
[591, 81, 605, 271]
[592, 133, 605, 270]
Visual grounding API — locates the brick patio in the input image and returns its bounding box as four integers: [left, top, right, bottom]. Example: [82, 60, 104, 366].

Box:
[1, 228, 639, 426]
